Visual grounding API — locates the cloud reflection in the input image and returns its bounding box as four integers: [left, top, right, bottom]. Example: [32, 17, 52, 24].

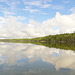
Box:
[0, 43, 75, 70]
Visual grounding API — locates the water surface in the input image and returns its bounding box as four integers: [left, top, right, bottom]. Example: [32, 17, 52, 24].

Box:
[0, 42, 75, 75]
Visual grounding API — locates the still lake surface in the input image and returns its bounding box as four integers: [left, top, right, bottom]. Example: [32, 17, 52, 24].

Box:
[0, 42, 75, 75]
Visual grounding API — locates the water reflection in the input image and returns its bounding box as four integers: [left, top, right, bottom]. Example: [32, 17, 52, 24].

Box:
[0, 42, 75, 75]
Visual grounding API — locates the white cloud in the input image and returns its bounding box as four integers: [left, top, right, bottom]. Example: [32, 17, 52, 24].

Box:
[23, 0, 51, 8]
[55, 12, 75, 33]
[0, 0, 6, 2]
[63, 0, 70, 3]
[0, 0, 20, 7]
[0, 12, 75, 38]
[24, 0, 41, 6]
[0, 0, 20, 16]
[1, 10, 15, 15]
[70, 7, 75, 13]
[23, 7, 39, 13]
[43, 0, 52, 3]
[41, 4, 51, 8]
[51, 5, 65, 10]
[17, 16, 26, 21]
[41, 12, 47, 15]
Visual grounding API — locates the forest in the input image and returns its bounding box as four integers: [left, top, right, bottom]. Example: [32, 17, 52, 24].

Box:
[0, 33, 75, 43]
[0, 33, 75, 51]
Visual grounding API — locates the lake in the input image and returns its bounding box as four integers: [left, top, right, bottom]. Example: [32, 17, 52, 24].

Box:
[0, 42, 75, 75]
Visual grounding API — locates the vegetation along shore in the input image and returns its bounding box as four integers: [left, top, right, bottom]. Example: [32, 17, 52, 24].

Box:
[0, 33, 75, 51]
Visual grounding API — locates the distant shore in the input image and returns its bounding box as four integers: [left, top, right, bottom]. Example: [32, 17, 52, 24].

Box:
[0, 33, 75, 51]
[0, 33, 75, 43]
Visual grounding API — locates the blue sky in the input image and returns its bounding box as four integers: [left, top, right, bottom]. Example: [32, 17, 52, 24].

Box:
[0, 0, 74, 22]
[0, 0, 75, 38]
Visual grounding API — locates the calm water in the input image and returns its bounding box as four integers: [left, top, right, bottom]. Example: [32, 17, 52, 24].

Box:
[0, 42, 75, 75]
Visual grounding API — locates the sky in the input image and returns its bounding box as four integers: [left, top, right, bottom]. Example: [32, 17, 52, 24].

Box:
[0, 0, 75, 38]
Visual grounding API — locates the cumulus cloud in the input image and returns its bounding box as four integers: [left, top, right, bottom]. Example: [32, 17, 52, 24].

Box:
[0, 12, 75, 38]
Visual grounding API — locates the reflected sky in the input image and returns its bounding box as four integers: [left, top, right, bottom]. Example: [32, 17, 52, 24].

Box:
[0, 42, 75, 75]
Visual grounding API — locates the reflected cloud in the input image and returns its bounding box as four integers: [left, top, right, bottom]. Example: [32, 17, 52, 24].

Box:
[0, 43, 75, 70]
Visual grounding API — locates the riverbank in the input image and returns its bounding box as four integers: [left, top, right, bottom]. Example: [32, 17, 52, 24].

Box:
[0, 33, 75, 43]
[0, 33, 75, 50]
